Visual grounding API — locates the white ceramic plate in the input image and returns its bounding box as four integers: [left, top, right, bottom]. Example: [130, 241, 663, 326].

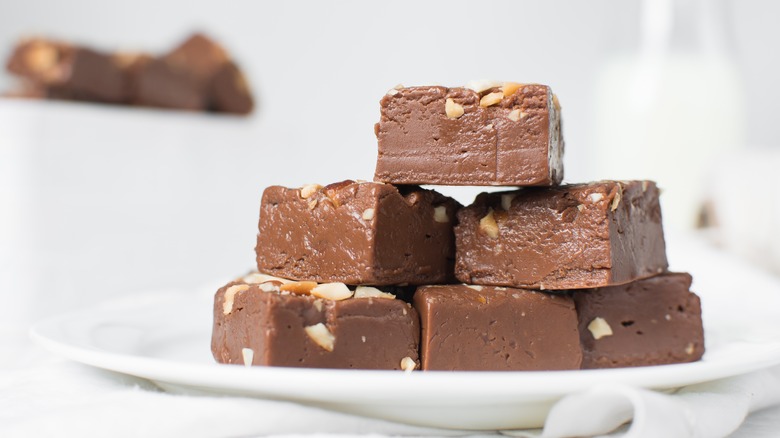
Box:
[30, 235, 780, 430]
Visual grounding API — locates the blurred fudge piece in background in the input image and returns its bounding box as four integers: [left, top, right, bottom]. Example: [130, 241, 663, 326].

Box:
[4, 33, 254, 115]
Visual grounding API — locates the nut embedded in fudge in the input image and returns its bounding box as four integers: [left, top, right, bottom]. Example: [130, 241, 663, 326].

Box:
[211, 273, 420, 370]
[256, 180, 461, 285]
[413, 284, 582, 371]
[374, 81, 563, 186]
[574, 272, 705, 369]
[455, 180, 668, 290]
[6, 38, 130, 103]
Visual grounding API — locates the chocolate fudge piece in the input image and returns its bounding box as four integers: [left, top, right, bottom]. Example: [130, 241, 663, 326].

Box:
[374, 81, 563, 186]
[256, 180, 461, 285]
[413, 284, 581, 371]
[6, 38, 129, 103]
[211, 273, 420, 370]
[134, 33, 229, 111]
[574, 272, 704, 368]
[455, 180, 668, 290]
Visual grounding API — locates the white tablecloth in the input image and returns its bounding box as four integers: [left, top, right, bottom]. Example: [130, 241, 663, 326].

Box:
[3, 338, 780, 438]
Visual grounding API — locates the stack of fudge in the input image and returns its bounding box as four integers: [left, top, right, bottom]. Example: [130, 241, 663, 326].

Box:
[4, 33, 253, 115]
[211, 81, 705, 371]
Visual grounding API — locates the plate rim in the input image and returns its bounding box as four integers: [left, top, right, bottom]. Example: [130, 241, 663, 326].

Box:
[29, 291, 780, 405]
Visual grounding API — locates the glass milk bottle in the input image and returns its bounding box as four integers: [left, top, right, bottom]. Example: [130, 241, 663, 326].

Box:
[591, 0, 745, 231]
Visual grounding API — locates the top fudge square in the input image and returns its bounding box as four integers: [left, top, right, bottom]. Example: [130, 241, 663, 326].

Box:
[374, 81, 563, 186]
[256, 180, 460, 285]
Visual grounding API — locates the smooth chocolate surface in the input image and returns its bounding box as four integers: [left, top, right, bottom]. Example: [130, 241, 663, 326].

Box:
[211, 274, 420, 369]
[374, 82, 563, 186]
[574, 272, 704, 368]
[455, 180, 668, 290]
[6, 38, 129, 103]
[413, 284, 581, 371]
[256, 181, 461, 285]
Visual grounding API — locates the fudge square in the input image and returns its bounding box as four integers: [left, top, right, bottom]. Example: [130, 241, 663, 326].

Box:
[455, 180, 668, 290]
[6, 38, 129, 103]
[256, 180, 461, 285]
[413, 284, 581, 371]
[374, 81, 563, 186]
[574, 272, 704, 369]
[134, 33, 229, 111]
[212, 273, 420, 370]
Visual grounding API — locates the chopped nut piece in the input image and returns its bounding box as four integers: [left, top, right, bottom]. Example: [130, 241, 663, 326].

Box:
[466, 285, 483, 291]
[552, 93, 561, 110]
[588, 317, 613, 340]
[304, 323, 335, 352]
[400, 356, 416, 372]
[611, 186, 623, 211]
[354, 286, 396, 299]
[322, 180, 354, 208]
[258, 282, 280, 293]
[223, 284, 250, 315]
[361, 336, 366, 343]
[685, 343, 695, 355]
[242, 273, 292, 285]
[433, 205, 449, 223]
[507, 109, 522, 121]
[386, 84, 403, 96]
[501, 194, 515, 211]
[502, 82, 524, 97]
[445, 98, 465, 119]
[589, 193, 604, 203]
[479, 208, 499, 239]
[576, 204, 585, 212]
[280, 281, 318, 295]
[362, 208, 375, 221]
[299, 184, 322, 199]
[465, 79, 502, 93]
[241, 347, 254, 367]
[25, 42, 57, 73]
[403, 192, 420, 206]
[479, 92, 503, 108]
[307, 198, 318, 210]
[311, 282, 353, 300]
[642, 181, 649, 192]
[313, 299, 323, 312]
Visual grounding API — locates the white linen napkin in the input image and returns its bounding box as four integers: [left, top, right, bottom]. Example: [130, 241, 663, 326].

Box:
[513, 365, 780, 438]
[3, 346, 780, 438]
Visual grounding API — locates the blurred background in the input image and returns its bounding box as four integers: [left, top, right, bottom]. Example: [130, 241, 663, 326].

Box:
[1, 0, 778, 341]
